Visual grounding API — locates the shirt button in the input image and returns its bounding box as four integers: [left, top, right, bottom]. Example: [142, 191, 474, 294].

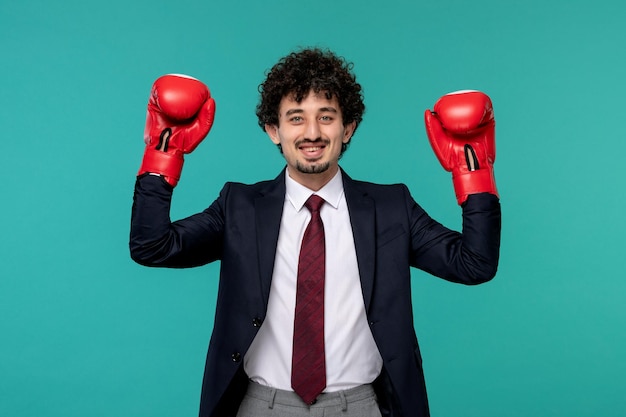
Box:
[231, 352, 241, 362]
[252, 317, 263, 327]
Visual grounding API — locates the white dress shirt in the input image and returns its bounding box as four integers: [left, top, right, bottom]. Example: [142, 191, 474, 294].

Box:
[244, 168, 383, 392]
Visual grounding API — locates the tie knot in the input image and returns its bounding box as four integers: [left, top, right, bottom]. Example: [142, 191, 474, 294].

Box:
[305, 194, 325, 213]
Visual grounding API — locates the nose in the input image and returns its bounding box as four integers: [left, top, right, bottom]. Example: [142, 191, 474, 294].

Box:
[305, 120, 321, 139]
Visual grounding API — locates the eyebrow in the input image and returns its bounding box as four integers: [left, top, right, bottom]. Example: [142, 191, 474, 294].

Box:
[284, 107, 339, 116]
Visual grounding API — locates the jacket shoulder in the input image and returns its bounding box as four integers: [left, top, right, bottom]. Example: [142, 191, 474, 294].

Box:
[217, 172, 285, 199]
[345, 176, 411, 199]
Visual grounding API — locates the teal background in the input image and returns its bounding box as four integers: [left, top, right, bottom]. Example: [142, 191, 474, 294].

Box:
[1, 0, 625, 415]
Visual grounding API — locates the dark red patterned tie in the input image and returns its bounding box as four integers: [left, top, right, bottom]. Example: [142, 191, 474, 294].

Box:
[291, 194, 326, 405]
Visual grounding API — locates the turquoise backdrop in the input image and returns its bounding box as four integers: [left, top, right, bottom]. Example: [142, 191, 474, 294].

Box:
[2, 0, 625, 416]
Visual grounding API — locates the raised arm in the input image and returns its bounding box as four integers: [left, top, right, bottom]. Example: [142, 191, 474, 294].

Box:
[129, 74, 223, 268]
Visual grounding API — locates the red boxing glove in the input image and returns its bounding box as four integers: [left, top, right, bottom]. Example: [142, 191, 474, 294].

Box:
[138, 74, 216, 187]
[424, 90, 498, 205]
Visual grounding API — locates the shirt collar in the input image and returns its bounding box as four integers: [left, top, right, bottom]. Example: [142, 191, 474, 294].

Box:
[285, 168, 344, 211]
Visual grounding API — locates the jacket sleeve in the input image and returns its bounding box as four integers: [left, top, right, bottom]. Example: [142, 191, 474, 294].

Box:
[408, 191, 501, 285]
[129, 174, 227, 268]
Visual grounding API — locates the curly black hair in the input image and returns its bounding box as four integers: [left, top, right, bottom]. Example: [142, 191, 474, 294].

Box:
[256, 48, 365, 154]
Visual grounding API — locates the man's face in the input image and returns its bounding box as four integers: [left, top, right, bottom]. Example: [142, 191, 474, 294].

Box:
[265, 90, 355, 189]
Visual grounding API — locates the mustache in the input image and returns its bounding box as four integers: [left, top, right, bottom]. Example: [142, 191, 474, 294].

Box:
[295, 138, 330, 147]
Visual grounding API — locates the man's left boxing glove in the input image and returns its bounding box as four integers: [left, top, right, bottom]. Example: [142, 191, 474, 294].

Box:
[424, 90, 498, 205]
[138, 74, 216, 187]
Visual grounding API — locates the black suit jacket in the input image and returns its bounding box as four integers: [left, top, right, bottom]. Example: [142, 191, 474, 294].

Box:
[130, 168, 501, 417]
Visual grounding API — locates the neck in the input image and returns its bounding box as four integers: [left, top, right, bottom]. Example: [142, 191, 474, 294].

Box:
[287, 165, 339, 191]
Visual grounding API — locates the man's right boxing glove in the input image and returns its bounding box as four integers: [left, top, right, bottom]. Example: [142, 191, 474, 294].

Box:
[138, 74, 216, 187]
[424, 90, 498, 205]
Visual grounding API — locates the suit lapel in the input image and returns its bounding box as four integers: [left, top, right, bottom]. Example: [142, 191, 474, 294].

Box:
[342, 170, 376, 313]
[255, 170, 287, 309]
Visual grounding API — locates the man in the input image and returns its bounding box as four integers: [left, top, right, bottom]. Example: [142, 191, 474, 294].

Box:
[130, 48, 501, 417]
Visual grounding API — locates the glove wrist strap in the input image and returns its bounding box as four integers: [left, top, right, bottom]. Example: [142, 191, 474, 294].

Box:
[452, 168, 498, 205]
[138, 147, 184, 187]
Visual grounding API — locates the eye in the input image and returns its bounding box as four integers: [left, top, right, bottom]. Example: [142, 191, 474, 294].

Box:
[289, 116, 303, 123]
[320, 115, 333, 122]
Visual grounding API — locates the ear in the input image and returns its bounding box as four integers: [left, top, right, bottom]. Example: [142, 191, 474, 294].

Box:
[265, 124, 280, 145]
[342, 121, 356, 144]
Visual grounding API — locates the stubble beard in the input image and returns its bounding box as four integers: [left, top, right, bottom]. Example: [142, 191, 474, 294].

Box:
[295, 160, 331, 174]
[293, 138, 332, 175]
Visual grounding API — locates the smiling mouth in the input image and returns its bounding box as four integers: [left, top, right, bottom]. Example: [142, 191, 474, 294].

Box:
[297, 140, 328, 156]
[301, 145, 324, 152]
